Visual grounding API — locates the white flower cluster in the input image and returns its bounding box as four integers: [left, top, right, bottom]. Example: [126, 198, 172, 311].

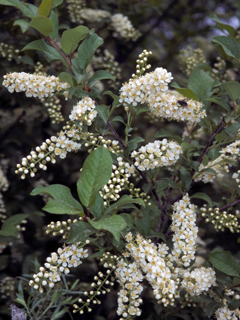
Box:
[100, 156, 135, 204]
[15, 129, 82, 179]
[69, 97, 97, 126]
[77, 8, 111, 23]
[119, 67, 206, 123]
[2, 72, 69, 101]
[180, 267, 216, 296]
[125, 234, 179, 307]
[168, 194, 198, 267]
[110, 13, 141, 41]
[115, 195, 216, 315]
[215, 304, 240, 320]
[115, 258, 144, 319]
[194, 140, 240, 184]
[29, 242, 88, 292]
[66, 0, 86, 23]
[131, 139, 182, 171]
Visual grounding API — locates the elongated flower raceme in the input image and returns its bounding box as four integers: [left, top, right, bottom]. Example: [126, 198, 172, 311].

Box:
[168, 194, 198, 267]
[29, 242, 89, 292]
[2, 72, 69, 100]
[131, 139, 182, 171]
[110, 13, 141, 41]
[15, 97, 99, 179]
[119, 67, 206, 123]
[194, 140, 240, 184]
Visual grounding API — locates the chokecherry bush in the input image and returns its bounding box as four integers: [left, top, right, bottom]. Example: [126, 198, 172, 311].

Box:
[0, 0, 240, 319]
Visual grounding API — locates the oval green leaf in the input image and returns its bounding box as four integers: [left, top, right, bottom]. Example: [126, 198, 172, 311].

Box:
[61, 26, 89, 55]
[31, 184, 84, 215]
[77, 147, 112, 208]
[209, 250, 240, 277]
[212, 36, 240, 64]
[88, 215, 127, 242]
[38, 0, 54, 17]
[78, 33, 103, 70]
[30, 16, 53, 36]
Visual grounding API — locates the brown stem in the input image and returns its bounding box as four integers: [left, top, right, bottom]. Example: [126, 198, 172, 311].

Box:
[44, 36, 74, 75]
[219, 199, 240, 212]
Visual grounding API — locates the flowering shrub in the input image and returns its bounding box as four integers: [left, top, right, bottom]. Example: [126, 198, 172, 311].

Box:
[0, 1, 240, 320]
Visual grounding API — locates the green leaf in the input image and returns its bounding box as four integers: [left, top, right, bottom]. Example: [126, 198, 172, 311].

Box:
[59, 72, 76, 87]
[155, 180, 169, 193]
[212, 36, 240, 64]
[170, 82, 197, 100]
[112, 115, 125, 124]
[88, 70, 115, 87]
[104, 195, 145, 216]
[52, 0, 63, 8]
[13, 19, 30, 33]
[38, 0, 54, 17]
[89, 193, 104, 219]
[229, 299, 240, 310]
[206, 302, 222, 317]
[61, 26, 89, 55]
[0, 0, 34, 18]
[190, 192, 212, 207]
[188, 68, 213, 100]
[120, 213, 133, 228]
[180, 167, 192, 191]
[30, 16, 53, 36]
[148, 231, 166, 242]
[51, 308, 69, 320]
[95, 105, 109, 123]
[221, 81, 240, 101]
[134, 218, 149, 236]
[22, 39, 65, 63]
[126, 137, 145, 152]
[77, 147, 112, 208]
[31, 185, 84, 215]
[88, 215, 126, 242]
[78, 33, 103, 70]
[67, 221, 96, 243]
[205, 97, 231, 112]
[215, 130, 229, 142]
[0, 213, 30, 237]
[104, 90, 120, 108]
[225, 122, 240, 136]
[210, 14, 235, 37]
[209, 251, 240, 277]
[208, 147, 220, 161]
[49, 10, 59, 39]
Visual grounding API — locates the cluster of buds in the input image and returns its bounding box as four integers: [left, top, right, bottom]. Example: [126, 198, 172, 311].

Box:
[132, 49, 152, 79]
[43, 95, 64, 123]
[81, 134, 121, 155]
[73, 252, 117, 314]
[178, 46, 206, 77]
[46, 217, 83, 239]
[200, 204, 240, 233]
[0, 42, 21, 61]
